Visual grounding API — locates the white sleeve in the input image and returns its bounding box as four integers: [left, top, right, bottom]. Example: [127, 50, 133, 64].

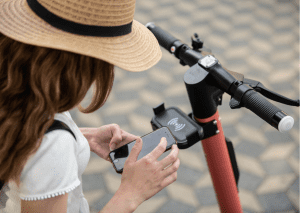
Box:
[19, 130, 81, 201]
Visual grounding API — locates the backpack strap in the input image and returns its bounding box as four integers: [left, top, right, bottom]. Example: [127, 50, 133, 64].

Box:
[45, 120, 76, 141]
[0, 181, 4, 192]
[0, 119, 76, 191]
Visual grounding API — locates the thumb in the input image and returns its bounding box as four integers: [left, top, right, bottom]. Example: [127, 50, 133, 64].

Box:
[127, 137, 143, 164]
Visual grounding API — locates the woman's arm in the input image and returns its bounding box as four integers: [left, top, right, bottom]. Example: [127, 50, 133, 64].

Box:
[79, 127, 96, 152]
[99, 188, 139, 213]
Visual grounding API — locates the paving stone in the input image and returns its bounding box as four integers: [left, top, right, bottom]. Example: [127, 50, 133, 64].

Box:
[194, 187, 218, 206]
[92, 193, 115, 212]
[81, 173, 106, 192]
[84, 156, 111, 173]
[258, 192, 297, 212]
[236, 154, 266, 178]
[264, 130, 295, 145]
[135, 196, 168, 213]
[195, 205, 220, 213]
[260, 143, 296, 161]
[292, 147, 299, 160]
[238, 172, 264, 192]
[261, 160, 294, 175]
[235, 140, 266, 158]
[237, 112, 266, 129]
[167, 182, 199, 207]
[151, 186, 169, 199]
[83, 189, 105, 208]
[221, 125, 239, 139]
[256, 174, 297, 194]
[101, 114, 129, 127]
[176, 164, 204, 186]
[239, 189, 264, 212]
[114, 90, 140, 101]
[290, 178, 299, 194]
[187, 141, 204, 154]
[156, 199, 197, 213]
[287, 189, 300, 211]
[178, 149, 206, 171]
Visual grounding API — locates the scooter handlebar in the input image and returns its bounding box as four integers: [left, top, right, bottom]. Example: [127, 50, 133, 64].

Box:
[146, 22, 179, 54]
[146, 22, 294, 133]
[241, 89, 294, 132]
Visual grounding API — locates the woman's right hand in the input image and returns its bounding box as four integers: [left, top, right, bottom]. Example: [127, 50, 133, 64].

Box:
[118, 137, 180, 208]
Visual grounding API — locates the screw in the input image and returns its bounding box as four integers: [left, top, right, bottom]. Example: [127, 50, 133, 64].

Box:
[213, 120, 217, 125]
[216, 130, 220, 134]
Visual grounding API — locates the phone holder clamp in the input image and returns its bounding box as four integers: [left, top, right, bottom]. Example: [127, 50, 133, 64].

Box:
[151, 102, 219, 149]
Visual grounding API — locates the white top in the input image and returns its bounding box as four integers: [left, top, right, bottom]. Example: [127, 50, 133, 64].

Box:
[0, 111, 91, 213]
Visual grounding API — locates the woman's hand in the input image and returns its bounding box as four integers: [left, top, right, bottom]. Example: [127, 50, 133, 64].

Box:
[87, 124, 139, 162]
[118, 137, 180, 208]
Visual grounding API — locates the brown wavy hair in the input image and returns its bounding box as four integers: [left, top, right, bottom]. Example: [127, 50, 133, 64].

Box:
[0, 32, 115, 188]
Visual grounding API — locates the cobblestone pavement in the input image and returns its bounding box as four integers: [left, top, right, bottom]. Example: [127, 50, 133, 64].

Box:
[69, 0, 299, 212]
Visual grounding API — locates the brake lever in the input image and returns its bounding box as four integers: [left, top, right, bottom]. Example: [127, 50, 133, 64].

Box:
[243, 78, 299, 107]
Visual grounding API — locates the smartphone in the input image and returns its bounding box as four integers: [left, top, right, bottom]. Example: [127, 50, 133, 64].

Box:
[109, 126, 177, 174]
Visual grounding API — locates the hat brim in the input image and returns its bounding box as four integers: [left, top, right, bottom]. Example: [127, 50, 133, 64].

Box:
[0, 0, 162, 72]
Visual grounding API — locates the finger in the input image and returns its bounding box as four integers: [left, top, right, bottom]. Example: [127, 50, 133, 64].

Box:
[162, 158, 180, 178]
[115, 131, 139, 149]
[148, 137, 167, 161]
[109, 124, 123, 151]
[160, 171, 178, 189]
[159, 144, 179, 169]
[126, 137, 143, 164]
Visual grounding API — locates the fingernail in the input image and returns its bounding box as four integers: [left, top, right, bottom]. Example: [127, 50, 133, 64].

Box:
[110, 144, 115, 151]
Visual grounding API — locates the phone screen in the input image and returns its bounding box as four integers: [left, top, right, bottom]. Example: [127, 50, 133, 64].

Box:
[109, 127, 177, 173]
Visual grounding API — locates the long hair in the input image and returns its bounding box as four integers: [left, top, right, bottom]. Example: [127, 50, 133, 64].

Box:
[0, 32, 115, 187]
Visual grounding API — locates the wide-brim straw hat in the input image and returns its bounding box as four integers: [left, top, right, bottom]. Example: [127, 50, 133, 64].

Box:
[0, 0, 162, 72]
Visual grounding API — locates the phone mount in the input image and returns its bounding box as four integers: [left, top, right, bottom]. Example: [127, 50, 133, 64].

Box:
[150, 102, 240, 191]
[150, 102, 219, 149]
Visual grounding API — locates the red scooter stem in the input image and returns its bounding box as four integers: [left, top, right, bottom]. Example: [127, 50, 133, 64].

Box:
[195, 110, 243, 213]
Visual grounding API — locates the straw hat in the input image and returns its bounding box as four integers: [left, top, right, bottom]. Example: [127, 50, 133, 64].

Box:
[0, 0, 162, 72]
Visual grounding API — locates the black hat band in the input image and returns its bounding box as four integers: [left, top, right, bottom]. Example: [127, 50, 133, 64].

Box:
[26, 0, 133, 37]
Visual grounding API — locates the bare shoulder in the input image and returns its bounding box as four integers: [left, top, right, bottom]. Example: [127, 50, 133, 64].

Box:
[21, 193, 68, 213]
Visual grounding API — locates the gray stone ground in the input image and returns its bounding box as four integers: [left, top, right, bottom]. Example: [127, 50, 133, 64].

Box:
[69, 0, 299, 212]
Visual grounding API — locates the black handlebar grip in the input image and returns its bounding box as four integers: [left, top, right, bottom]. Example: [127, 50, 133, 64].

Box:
[146, 22, 179, 53]
[241, 90, 294, 132]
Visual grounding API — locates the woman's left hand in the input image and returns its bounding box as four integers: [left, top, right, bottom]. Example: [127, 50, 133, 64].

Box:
[88, 124, 140, 163]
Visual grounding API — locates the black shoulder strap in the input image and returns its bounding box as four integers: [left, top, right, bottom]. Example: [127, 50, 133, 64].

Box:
[0, 180, 4, 191]
[0, 119, 76, 191]
[45, 120, 76, 141]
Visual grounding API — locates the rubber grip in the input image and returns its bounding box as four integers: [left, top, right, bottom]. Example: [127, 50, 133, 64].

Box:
[241, 90, 281, 127]
[146, 23, 178, 52]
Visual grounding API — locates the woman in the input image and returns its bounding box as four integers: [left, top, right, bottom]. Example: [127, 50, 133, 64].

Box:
[0, 0, 180, 212]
